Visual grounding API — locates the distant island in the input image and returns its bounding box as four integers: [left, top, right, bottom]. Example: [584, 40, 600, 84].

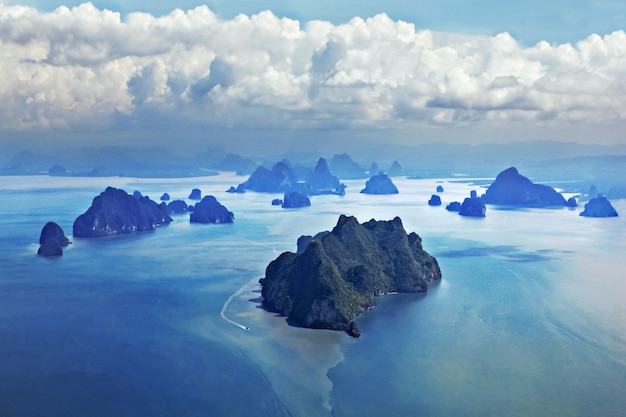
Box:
[259, 215, 441, 337]
[482, 167, 566, 206]
[73, 187, 172, 238]
[234, 161, 297, 193]
[360, 173, 399, 194]
[232, 157, 345, 196]
[189, 196, 234, 224]
[580, 195, 618, 217]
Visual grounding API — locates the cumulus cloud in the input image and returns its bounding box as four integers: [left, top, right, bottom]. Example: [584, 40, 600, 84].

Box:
[1, 2, 625, 134]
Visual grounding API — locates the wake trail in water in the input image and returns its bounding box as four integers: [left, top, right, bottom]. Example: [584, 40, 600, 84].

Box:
[220, 284, 251, 331]
[240, 238, 281, 254]
[220, 238, 281, 331]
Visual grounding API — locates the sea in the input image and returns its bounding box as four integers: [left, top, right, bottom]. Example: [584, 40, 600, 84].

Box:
[1, 173, 625, 417]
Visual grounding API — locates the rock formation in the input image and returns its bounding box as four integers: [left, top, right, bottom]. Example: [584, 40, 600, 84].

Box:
[481, 167, 566, 206]
[360, 173, 399, 194]
[436, 185, 444, 193]
[271, 199, 283, 206]
[189, 196, 234, 224]
[445, 201, 461, 212]
[37, 222, 70, 256]
[259, 215, 441, 337]
[566, 197, 578, 207]
[189, 188, 202, 200]
[459, 190, 486, 217]
[167, 200, 190, 214]
[579, 195, 618, 217]
[307, 158, 342, 194]
[160, 193, 170, 201]
[428, 195, 442, 206]
[73, 187, 172, 238]
[235, 161, 297, 193]
[282, 191, 311, 208]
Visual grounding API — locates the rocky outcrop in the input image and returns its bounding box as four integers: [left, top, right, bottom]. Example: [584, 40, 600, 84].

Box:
[482, 167, 566, 206]
[446, 201, 461, 212]
[38, 222, 70, 256]
[436, 185, 444, 193]
[282, 191, 311, 208]
[73, 187, 172, 238]
[189, 188, 202, 200]
[428, 195, 442, 206]
[259, 215, 441, 337]
[235, 161, 297, 193]
[160, 193, 170, 201]
[579, 195, 618, 217]
[308, 158, 342, 194]
[566, 197, 578, 207]
[360, 173, 399, 194]
[459, 190, 486, 217]
[189, 196, 234, 224]
[167, 200, 190, 214]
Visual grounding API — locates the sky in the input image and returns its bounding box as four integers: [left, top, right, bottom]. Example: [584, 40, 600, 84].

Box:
[1, 1, 626, 153]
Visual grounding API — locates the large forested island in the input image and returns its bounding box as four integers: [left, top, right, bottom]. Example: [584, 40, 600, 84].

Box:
[259, 215, 441, 337]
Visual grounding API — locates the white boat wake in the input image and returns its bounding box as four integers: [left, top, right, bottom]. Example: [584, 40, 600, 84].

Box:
[220, 239, 282, 331]
[240, 238, 281, 254]
[220, 284, 251, 331]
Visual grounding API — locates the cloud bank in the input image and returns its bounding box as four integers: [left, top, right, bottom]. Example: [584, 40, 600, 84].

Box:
[1, 3, 625, 137]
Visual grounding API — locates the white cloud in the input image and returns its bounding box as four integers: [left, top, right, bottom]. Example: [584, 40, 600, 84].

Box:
[1, 3, 625, 134]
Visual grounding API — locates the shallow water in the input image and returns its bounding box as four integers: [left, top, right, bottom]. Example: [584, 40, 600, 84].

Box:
[1, 174, 625, 416]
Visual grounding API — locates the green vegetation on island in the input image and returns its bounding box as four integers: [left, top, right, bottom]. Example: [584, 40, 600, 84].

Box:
[259, 215, 441, 337]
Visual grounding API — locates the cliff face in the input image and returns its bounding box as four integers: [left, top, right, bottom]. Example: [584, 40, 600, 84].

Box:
[259, 215, 441, 336]
[482, 167, 566, 206]
[73, 187, 172, 238]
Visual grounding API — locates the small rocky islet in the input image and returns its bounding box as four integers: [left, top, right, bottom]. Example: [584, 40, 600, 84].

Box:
[37, 221, 71, 257]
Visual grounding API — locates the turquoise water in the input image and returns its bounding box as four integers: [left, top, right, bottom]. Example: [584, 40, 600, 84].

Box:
[1, 174, 625, 416]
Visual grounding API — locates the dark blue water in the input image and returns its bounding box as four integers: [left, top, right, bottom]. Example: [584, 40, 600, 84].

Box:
[1, 175, 625, 416]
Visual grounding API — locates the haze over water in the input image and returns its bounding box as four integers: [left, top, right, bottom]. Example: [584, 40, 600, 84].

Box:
[1, 173, 625, 416]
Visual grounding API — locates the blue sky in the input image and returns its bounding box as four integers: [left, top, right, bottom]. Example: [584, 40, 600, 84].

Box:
[1, 1, 625, 152]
